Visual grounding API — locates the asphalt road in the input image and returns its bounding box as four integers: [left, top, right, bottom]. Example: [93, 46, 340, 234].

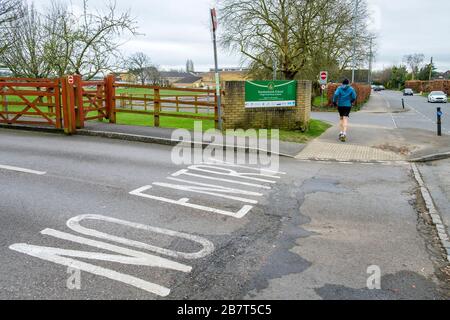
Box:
[377, 90, 449, 134]
[0, 129, 448, 300]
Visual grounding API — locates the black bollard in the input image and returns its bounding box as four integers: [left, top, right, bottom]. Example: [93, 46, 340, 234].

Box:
[402, 98, 405, 109]
[437, 107, 442, 136]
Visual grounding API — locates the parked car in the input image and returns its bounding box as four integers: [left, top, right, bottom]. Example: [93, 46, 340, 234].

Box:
[403, 88, 414, 96]
[379, 85, 386, 90]
[373, 85, 382, 92]
[428, 91, 448, 103]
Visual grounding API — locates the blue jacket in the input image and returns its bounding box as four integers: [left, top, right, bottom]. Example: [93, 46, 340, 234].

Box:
[333, 85, 357, 107]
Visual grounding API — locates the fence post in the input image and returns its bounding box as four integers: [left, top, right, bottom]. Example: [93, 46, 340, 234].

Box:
[176, 96, 179, 112]
[105, 74, 116, 123]
[2, 86, 9, 122]
[195, 96, 198, 114]
[54, 79, 62, 129]
[144, 94, 147, 111]
[74, 74, 85, 129]
[154, 88, 160, 127]
[61, 76, 77, 135]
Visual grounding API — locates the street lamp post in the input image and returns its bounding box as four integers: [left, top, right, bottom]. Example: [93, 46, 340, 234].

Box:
[210, 8, 222, 130]
[351, 0, 361, 83]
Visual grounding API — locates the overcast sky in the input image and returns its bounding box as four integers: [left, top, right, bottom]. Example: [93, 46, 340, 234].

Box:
[35, 0, 450, 72]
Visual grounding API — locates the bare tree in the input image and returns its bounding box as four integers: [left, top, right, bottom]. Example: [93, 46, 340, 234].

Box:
[126, 52, 153, 84]
[0, 4, 52, 78]
[0, 0, 138, 79]
[145, 65, 162, 85]
[186, 59, 194, 73]
[219, 0, 374, 80]
[404, 53, 425, 80]
[0, 0, 23, 55]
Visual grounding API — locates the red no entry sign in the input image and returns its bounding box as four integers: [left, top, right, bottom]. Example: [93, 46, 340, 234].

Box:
[319, 71, 328, 84]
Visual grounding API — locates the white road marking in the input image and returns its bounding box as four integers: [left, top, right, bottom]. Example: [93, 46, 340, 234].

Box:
[379, 94, 398, 129]
[10, 215, 215, 297]
[130, 186, 253, 219]
[67, 215, 214, 260]
[154, 179, 260, 204]
[10, 243, 172, 297]
[188, 165, 279, 183]
[172, 169, 272, 190]
[0, 164, 46, 175]
[206, 158, 287, 175]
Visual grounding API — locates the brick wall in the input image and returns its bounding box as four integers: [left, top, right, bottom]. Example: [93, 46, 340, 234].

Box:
[222, 81, 311, 131]
[405, 80, 450, 95]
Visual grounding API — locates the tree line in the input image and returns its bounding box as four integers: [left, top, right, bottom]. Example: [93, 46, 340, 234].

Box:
[219, 0, 375, 81]
[373, 53, 447, 90]
[0, 0, 138, 79]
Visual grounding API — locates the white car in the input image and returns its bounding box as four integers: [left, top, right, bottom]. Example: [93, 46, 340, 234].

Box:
[428, 91, 448, 103]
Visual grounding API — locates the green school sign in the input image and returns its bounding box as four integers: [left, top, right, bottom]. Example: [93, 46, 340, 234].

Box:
[245, 80, 297, 108]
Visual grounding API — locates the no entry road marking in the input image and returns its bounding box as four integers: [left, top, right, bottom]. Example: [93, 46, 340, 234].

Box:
[130, 161, 283, 219]
[10, 214, 214, 297]
[0, 164, 46, 175]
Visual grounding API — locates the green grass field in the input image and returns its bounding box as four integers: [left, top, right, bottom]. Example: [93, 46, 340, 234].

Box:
[105, 112, 330, 143]
[313, 95, 328, 107]
[115, 87, 210, 97]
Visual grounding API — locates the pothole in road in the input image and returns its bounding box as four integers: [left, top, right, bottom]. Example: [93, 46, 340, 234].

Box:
[375, 144, 412, 155]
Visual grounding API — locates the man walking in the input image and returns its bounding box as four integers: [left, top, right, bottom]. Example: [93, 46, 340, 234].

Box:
[333, 79, 357, 142]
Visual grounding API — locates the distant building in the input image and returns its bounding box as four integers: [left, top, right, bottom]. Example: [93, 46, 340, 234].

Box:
[160, 71, 196, 85]
[198, 70, 251, 88]
[173, 75, 203, 88]
[209, 67, 248, 72]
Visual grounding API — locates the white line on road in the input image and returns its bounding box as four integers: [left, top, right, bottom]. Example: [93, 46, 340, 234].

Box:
[379, 93, 398, 129]
[0, 164, 46, 175]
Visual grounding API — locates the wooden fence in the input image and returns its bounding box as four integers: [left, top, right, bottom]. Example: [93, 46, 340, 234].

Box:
[112, 82, 218, 128]
[0, 75, 219, 134]
[0, 77, 62, 128]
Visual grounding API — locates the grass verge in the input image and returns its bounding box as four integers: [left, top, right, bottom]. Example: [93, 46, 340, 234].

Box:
[99, 113, 330, 144]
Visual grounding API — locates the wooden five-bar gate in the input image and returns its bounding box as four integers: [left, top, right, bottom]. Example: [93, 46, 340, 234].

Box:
[0, 75, 219, 135]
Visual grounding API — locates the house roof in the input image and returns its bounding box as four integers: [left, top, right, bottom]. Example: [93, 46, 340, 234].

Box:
[175, 75, 203, 84]
[161, 71, 193, 78]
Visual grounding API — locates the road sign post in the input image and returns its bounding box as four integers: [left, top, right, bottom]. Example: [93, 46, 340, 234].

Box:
[321, 84, 326, 107]
[210, 8, 222, 130]
[437, 107, 443, 136]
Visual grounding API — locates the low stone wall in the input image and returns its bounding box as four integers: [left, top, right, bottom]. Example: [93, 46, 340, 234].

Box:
[222, 81, 311, 131]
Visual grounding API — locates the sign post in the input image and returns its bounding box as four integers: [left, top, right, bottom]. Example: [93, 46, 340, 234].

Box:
[437, 107, 443, 136]
[319, 72, 328, 108]
[210, 8, 222, 130]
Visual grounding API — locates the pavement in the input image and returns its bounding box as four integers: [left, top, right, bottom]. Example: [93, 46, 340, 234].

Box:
[299, 91, 450, 162]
